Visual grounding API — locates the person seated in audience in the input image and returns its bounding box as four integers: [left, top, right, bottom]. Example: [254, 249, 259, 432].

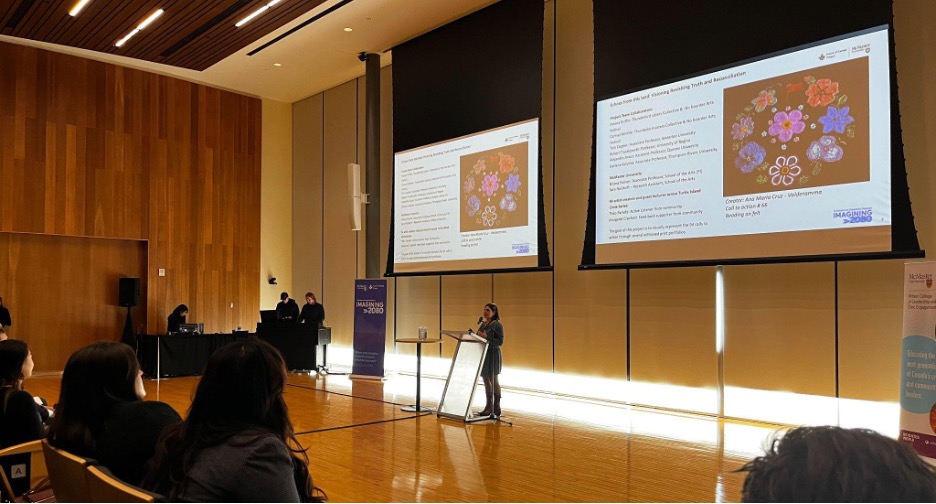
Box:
[144, 339, 324, 502]
[167, 304, 189, 333]
[0, 339, 43, 447]
[0, 296, 11, 330]
[739, 425, 936, 502]
[47, 342, 181, 485]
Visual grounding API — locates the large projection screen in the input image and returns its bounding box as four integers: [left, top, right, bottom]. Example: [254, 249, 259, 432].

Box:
[592, 26, 897, 267]
[392, 119, 540, 275]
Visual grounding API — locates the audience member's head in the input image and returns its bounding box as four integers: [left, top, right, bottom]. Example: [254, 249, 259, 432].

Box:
[48, 342, 144, 453]
[740, 425, 936, 502]
[281, 292, 289, 301]
[0, 339, 32, 391]
[305, 292, 316, 304]
[146, 339, 317, 500]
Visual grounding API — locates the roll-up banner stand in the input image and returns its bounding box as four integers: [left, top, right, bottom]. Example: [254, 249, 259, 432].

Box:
[899, 262, 936, 461]
[351, 279, 387, 380]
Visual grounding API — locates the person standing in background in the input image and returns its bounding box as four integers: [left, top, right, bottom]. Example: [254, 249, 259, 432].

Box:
[0, 296, 11, 332]
[298, 292, 326, 328]
[276, 292, 300, 322]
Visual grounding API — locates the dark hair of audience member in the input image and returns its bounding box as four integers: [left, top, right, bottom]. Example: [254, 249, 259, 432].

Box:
[739, 425, 936, 502]
[0, 339, 29, 405]
[48, 342, 141, 454]
[144, 339, 319, 501]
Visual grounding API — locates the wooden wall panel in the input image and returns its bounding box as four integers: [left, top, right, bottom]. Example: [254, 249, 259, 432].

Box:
[630, 268, 716, 390]
[0, 233, 146, 372]
[724, 263, 836, 396]
[441, 275, 492, 359]
[838, 260, 904, 402]
[553, 0, 629, 379]
[494, 271, 554, 372]
[394, 276, 441, 360]
[322, 80, 359, 346]
[0, 41, 261, 345]
[292, 94, 324, 304]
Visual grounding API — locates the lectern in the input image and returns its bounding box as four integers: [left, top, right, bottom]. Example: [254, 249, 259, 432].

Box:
[437, 330, 489, 423]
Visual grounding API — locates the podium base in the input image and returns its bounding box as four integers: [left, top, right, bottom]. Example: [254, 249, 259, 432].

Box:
[401, 405, 433, 412]
[466, 412, 514, 426]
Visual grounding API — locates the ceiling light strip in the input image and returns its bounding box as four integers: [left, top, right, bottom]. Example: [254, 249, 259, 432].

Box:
[247, 0, 353, 56]
[235, 0, 282, 28]
[69, 0, 92, 16]
[115, 9, 164, 48]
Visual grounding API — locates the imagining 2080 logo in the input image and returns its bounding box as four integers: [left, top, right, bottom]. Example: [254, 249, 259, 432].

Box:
[833, 207, 872, 224]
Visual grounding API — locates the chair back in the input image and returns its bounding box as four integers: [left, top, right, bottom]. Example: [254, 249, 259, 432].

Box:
[86, 465, 156, 503]
[41, 439, 91, 503]
[0, 440, 47, 499]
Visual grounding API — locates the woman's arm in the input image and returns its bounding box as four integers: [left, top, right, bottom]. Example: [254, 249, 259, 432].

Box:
[487, 321, 504, 346]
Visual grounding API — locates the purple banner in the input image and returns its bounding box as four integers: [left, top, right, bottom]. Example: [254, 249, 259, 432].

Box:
[352, 279, 387, 377]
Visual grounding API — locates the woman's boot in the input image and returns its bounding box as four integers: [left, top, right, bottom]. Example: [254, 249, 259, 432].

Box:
[492, 394, 501, 417]
[479, 392, 493, 416]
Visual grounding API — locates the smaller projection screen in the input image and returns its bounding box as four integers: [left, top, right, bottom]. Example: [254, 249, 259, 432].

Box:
[392, 119, 540, 274]
[593, 26, 895, 266]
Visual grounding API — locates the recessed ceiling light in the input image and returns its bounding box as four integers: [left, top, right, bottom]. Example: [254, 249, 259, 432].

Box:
[273, 63, 282, 67]
[115, 9, 164, 47]
[235, 0, 282, 28]
[344, 27, 353, 32]
[69, 0, 92, 16]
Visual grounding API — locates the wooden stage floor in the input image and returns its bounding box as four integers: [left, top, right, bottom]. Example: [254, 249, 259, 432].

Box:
[26, 372, 782, 502]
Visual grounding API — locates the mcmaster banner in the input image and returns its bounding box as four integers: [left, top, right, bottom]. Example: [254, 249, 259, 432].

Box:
[352, 279, 387, 378]
[900, 262, 936, 461]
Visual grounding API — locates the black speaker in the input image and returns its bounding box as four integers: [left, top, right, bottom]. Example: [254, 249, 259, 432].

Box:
[119, 278, 141, 308]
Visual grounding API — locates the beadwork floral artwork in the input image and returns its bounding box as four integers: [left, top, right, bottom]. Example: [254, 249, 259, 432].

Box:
[460, 143, 529, 232]
[722, 57, 870, 197]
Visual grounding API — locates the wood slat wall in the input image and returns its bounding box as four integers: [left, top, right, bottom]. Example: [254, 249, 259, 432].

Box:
[0, 233, 147, 373]
[0, 41, 261, 357]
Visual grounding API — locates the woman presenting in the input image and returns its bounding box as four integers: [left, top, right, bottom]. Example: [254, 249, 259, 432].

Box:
[475, 303, 504, 418]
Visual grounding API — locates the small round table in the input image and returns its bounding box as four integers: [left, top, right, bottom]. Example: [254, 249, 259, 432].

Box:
[395, 337, 441, 412]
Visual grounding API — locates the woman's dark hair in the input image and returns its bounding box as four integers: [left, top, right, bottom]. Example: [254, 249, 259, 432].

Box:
[172, 304, 189, 316]
[0, 339, 29, 411]
[47, 342, 142, 456]
[739, 426, 936, 502]
[144, 339, 322, 501]
[485, 303, 500, 321]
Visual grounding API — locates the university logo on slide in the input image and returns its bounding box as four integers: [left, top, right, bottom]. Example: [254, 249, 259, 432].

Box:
[833, 207, 872, 224]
